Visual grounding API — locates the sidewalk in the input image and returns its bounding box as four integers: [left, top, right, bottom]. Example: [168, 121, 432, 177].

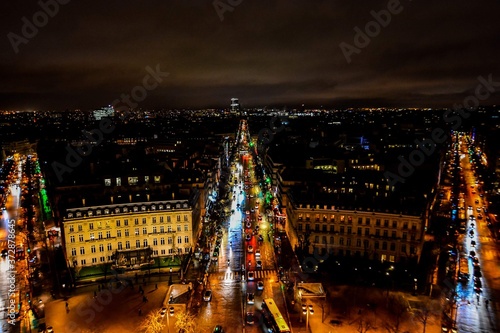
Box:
[44, 277, 171, 333]
[285, 284, 443, 333]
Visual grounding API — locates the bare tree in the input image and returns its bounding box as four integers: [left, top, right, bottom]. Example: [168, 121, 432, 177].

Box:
[413, 300, 442, 333]
[99, 262, 110, 282]
[138, 311, 165, 333]
[384, 294, 409, 333]
[174, 312, 197, 333]
[356, 317, 376, 333]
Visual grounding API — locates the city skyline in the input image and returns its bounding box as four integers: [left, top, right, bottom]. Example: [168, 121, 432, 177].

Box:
[1, 1, 500, 110]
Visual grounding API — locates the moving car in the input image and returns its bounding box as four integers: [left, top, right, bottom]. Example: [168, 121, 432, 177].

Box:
[246, 312, 255, 325]
[257, 281, 264, 290]
[247, 293, 255, 304]
[474, 277, 482, 292]
[203, 290, 212, 301]
[248, 272, 255, 281]
[213, 325, 224, 333]
[247, 245, 253, 253]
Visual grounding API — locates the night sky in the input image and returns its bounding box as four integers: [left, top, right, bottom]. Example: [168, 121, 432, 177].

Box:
[1, 0, 500, 110]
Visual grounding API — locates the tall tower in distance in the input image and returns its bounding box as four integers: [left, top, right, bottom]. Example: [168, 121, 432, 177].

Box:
[230, 98, 240, 113]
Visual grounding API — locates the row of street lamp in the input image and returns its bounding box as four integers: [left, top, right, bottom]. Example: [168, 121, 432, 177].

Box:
[302, 303, 314, 332]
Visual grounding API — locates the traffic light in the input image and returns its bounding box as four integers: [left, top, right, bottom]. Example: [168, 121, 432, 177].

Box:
[27, 248, 31, 254]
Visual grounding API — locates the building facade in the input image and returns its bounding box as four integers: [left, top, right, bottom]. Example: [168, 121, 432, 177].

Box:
[62, 199, 197, 269]
[286, 203, 424, 263]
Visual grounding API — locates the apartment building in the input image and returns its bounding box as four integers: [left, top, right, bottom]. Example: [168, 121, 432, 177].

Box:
[62, 197, 198, 269]
[286, 202, 424, 263]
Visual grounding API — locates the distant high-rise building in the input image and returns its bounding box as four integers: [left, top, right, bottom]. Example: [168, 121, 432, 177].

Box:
[93, 106, 114, 120]
[231, 98, 240, 113]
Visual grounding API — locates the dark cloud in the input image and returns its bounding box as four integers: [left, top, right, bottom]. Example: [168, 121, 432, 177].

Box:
[0, 0, 499, 110]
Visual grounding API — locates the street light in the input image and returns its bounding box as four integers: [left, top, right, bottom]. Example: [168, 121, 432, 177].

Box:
[413, 278, 418, 295]
[302, 304, 314, 332]
[166, 306, 174, 333]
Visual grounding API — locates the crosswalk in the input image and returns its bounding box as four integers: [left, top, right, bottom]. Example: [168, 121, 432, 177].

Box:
[215, 269, 277, 281]
[248, 270, 277, 280]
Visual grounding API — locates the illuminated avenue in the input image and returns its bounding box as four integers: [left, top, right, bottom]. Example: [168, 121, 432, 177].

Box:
[0, 107, 500, 333]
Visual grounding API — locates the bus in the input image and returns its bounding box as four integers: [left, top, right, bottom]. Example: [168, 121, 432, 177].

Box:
[261, 298, 291, 333]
